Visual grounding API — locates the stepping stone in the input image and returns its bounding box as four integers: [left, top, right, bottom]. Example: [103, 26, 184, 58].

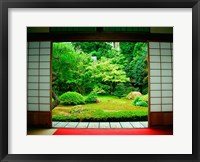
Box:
[65, 122, 79, 128]
[76, 122, 89, 128]
[53, 122, 68, 128]
[130, 122, 144, 128]
[88, 122, 99, 128]
[140, 121, 148, 128]
[120, 122, 133, 128]
[52, 121, 59, 127]
[110, 122, 122, 128]
[99, 122, 110, 128]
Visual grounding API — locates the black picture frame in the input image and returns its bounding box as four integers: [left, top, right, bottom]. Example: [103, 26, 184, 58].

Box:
[0, 0, 199, 162]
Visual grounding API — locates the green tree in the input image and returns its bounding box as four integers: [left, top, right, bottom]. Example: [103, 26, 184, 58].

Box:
[87, 57, 130, 94]
[127, 42, 148, 93]
[72, 42, 112, 59]
[120, 42, 136, 62]
[52, 42, 93, 98]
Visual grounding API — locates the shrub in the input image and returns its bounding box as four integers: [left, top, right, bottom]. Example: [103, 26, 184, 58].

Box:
[135, 101, 148, 107]
[133, 96, 140, 106]
[93, 85, 110, 95]
[59, 91, 85, 105]
[113, 83, 135, 98]
[132, 94, 148, 107]
[127, 91, 142, 100]
[140, 94, 148, 104]
[85, 92, 99, 103]
[142, 86, 148, 95]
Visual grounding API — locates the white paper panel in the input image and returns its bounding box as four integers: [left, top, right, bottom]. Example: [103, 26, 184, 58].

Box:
[150, 63, 160, 69]
[28, 56, 39, 62]
[150, 91, 161, 97]
[150, 84, 161, 90]
[149, 41, 173, 113]
[162, 98, 173, 104]
[162, 84, 173, 90]
[40, 69, 50, 75]
[40, 97, 50, 104]
[40, 76, 50, 82]
[149, 42, 159, 48]
[28, 42, 39, 48]
[150, 77, 161, 83]
[151, 98, 161, 104]
[28, 83, 38, 89]
[28, 76, 38, 82]
[28, 69, 38, 75]
[28, 49, 40, 55]
[40, 42, 51, 48]
[160, 42, 171, 49]
[40, 49, 51, 55]
[28, 97, 38, 103]
[162, 91, 173, 97]
[149, 49, 160, 55]
[28, 104, 39, 111]
[28, 90, 38, 96]
[28, 41, 51, 112]
[161, 63, 172, 69]
[40, 62, 50, 68]
[40, 55, 50, 61]
[150, 105, 161, 112]
[161, 56, 172, 62]
[161, 70, 172, 76]
[161, 49, 171, 55]
[28, 63, 39, 69]
[162, 105, 173, 111]
[150, 70, 161, 76]
[39, 83, 50, 89]
[150, 56, 160, 62]
[40, 105, 50, 111]
[39, 90, 50, 97]
[162, 77, 172, 83]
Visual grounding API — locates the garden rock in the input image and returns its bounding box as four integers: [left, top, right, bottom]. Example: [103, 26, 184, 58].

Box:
[127, 91, 142, 100]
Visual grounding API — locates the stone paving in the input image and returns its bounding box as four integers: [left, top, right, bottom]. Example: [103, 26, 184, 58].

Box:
[52, 121, 148, 128]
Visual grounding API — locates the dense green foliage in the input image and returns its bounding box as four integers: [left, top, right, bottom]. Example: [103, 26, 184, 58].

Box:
[59, 92, 85, 105]
[113, 83, 135, 98]
[52, 41, 149, 121]
[85, 92, 99, 103]
[52, 42, 148, 97]
[132, 94, 148, 107]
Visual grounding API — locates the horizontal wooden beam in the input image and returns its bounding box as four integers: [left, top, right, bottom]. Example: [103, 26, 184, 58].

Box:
[27, 32, 173, 42]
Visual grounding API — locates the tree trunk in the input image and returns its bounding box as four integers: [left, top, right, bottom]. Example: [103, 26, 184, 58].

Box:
[52, 91, 60, 109]
[110, 82, 113, 94]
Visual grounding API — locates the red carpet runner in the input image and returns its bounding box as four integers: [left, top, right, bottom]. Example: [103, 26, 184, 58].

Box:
[53, 128, 173, 135]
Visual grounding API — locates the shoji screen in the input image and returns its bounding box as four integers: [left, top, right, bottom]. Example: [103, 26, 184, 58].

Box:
[27, 41, 52, 127]
[149, 42, 173, 126]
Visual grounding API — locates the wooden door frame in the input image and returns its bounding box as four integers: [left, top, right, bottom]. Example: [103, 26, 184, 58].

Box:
[28, 32, 173, 128]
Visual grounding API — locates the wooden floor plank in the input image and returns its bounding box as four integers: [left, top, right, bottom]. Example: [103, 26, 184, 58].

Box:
[130, 122, 144, 128]
[76, 122, 89, 128]
[65, 122, 79, 128]
[52, 121, 59, 127]
[88, 122, 99, 128]
[140, 121, 148, 128]
[120, 122, 133, 128]
[99, 122, 110, 128]
[110, 122, 122, 128]
[53, 122, 68, 128]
